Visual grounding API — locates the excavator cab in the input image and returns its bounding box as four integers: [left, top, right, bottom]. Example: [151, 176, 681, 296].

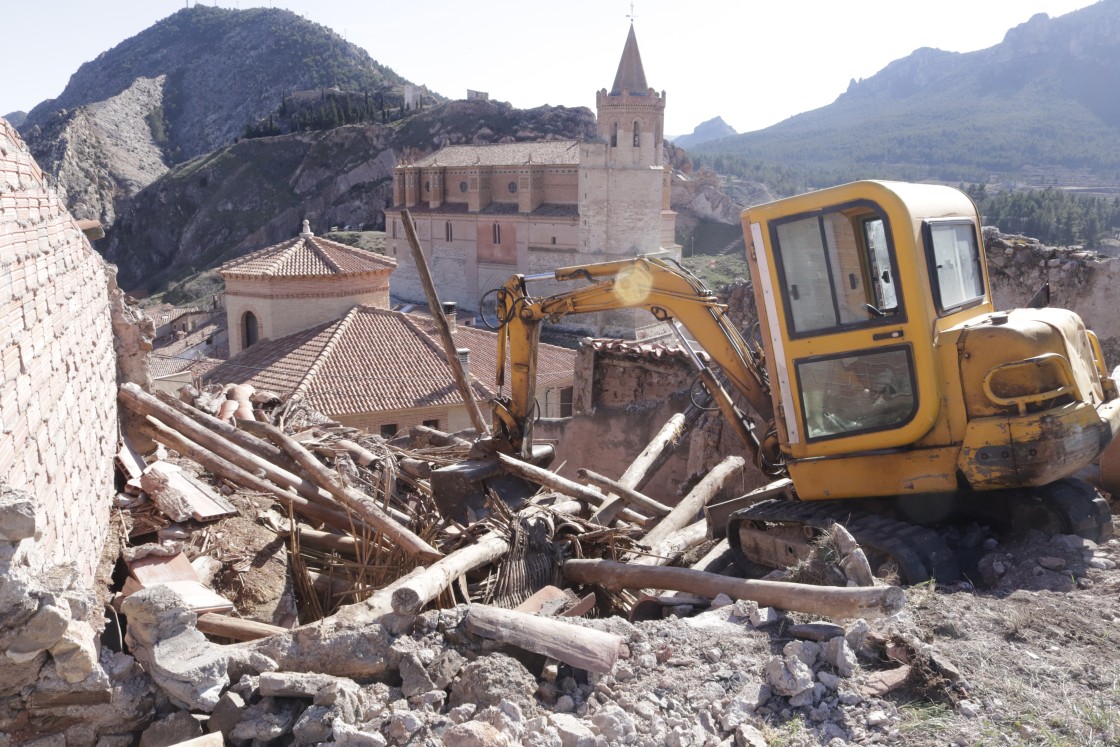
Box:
[743, 181, 1120, 509]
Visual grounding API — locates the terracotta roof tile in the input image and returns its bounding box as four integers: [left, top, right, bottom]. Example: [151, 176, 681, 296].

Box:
[204, 306, 577, 419]
[220, 234, 396, 278]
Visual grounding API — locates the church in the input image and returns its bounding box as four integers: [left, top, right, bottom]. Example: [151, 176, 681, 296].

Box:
[384, 25, 680, 338]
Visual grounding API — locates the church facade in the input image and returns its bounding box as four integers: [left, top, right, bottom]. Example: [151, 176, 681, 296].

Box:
[384, 25, 679, 338]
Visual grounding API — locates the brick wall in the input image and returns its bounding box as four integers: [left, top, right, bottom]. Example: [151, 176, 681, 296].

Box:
[0, 119, 117, 584]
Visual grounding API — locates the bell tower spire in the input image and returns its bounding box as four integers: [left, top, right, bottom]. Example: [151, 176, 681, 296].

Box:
[596, 22, 665, 167]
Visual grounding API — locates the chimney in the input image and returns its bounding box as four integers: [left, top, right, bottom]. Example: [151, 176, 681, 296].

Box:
[456, 348, 471, 381]
[442, 301, 457, 331]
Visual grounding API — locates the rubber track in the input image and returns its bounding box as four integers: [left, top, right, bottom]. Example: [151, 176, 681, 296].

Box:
[729, 499, 960, 585]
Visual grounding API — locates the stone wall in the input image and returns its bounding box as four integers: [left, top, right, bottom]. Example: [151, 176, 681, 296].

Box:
[0, 118, 120, 729]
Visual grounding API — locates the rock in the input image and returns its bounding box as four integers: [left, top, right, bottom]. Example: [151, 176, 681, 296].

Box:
[749, 606, 780, 628]
[449, 704, 477, 724]
[844, 619, 870, 656]
[0, 486, 36, 540]
[387, 710, 424, 743]
[207, 691, 246, 738]
[765, 654, 814, 697]
[400, 652, 437, 697]
[860, 665, 910, 697]
[549, 712, 596, 747]
[735, 723, 768, 747]
[6, 599, 70, 661]
[442, 720, 514, 747]
[958, 700, 981, 718]
[230, 697, 302, 741]
[817, 671, 841, 691]
[427, 649, 466, 689]
[450, 653, 538, 711]
[292, 704, 333, 745]
[788, 622, 845, 642]
[138, 711, 203, 747]
[784, 640, 822, 668]
[591, 705, 635, 742]
[121, 587, 229, 711]
[47, 620, 99, 683]
[1037, 556, 1066, 570]
[720, 683, 769, 730]
[822, 636, 858, 678]
[332, 721, 389, 746]
[710, 593, 734, 608]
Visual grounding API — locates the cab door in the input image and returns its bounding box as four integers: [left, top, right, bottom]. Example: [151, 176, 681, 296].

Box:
[751, 200, 940, 459]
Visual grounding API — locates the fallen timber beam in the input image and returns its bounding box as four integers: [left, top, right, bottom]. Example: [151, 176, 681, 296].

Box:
[577, 468, 671, 517]
[138, 417, 370, 537]
[238, 419, 442, 562]
[196, 613, 287, 642]
[154, 389, 294, 473]
[631, 520, 708, 567]
[391, 533, 510, 616]
[402, 208, 490, 436]
[591, 410, 695, 525]
[641, 455, 746, 548]
[563, 559, 905, 619]
[121, 384, 341, 511]
[496, 453, 649, 525]
[464, 604, 622, 674]
[389, 496, 583, 617]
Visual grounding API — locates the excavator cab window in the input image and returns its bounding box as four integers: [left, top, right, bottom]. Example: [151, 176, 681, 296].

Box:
[771, 204, 902, 338]
[797, 346, 917, 440]
[923, 220, 985, 313]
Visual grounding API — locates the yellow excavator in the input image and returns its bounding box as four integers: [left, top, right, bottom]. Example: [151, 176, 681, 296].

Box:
[485, 181, 1120, 583]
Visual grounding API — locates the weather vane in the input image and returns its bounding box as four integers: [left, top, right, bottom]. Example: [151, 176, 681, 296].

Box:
[627, 2, 636, 23]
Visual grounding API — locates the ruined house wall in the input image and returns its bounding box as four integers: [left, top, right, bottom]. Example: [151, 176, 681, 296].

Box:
[537, 340, 762, 502]
[0, 118, 117, 583]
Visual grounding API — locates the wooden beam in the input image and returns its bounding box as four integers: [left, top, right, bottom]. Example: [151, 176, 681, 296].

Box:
[238, 419, 441, 562]
[401, 209, 490, 436]
[563, 559, 904, 619]
[196, 613, 287, 642]
[464, 604, 621, 673]
[642, 455, 745, 547]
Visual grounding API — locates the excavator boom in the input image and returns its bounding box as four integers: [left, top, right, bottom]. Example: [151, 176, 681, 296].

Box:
[490, 256, 777, 466]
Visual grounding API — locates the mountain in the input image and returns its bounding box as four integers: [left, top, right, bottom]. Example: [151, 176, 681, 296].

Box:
[690, 1, 1120, 191]
[2, 112, 26, 128]
[104, 99, 596, 296]
[672, 116, 737, 149]
[18, 5, 414, 225]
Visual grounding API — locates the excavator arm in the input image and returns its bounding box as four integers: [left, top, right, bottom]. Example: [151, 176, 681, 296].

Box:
[489, 255, 781, 471]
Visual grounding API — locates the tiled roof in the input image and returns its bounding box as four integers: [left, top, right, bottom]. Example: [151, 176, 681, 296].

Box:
[410, 141, 581, 168]
[220, 232, 396, 278]
[203, 306, 576, 418]
[586, 338, 709, 364]
[151, 313, 229, 378]
[411, 315, 577, 390]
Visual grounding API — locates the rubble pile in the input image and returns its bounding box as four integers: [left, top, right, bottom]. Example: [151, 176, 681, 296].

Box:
[38, 376, 933, 746]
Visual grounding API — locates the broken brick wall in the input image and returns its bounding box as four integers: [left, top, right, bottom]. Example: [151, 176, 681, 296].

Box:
[0, 118, 117, 581]
[0, 119, 119, 709]
[538, 338, 766, 502]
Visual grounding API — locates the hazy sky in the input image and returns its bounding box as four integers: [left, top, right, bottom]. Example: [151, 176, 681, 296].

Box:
[1, 0, 1101, 136]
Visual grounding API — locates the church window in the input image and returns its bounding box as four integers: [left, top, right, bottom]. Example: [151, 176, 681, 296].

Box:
[459, 180, 468, 193]
[392, 220, 397, 239]
[508, 181, 517, 194]
[445, 221, 453, 241]
[424, 180, 430, 194]
[243, 311, 259, 349]
[633, 121, 640, 147]
[492, 223, 501, 244]
[610, 122, 618, 148]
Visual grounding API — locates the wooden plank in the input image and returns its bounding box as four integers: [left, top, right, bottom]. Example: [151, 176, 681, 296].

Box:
[128, 552, 199, 586]
[142, 461, 237, 522]
[196, 613, 287, 641]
